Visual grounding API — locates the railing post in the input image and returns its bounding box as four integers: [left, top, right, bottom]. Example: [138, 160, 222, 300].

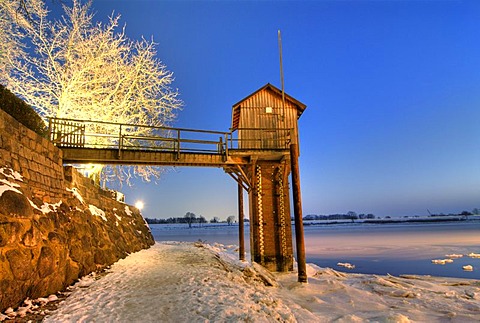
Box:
[48, 118, 53, 142]
[225, 133, 229, 157]
[176, 129, 181, 160]
[118, 124, 123, 159]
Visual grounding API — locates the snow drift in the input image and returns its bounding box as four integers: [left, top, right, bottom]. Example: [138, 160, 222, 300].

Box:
[29, 242, 480, 322]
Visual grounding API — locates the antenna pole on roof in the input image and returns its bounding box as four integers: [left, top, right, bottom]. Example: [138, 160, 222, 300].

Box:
[278, 30, 286, 120]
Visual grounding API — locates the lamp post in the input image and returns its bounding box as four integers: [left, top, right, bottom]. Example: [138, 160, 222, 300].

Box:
[135, 200, 144, 211]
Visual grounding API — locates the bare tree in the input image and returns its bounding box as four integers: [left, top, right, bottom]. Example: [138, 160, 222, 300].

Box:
[226, 215, 235, 226]
[0, 0, 38, 83]
[184, 212, 196, 228]
[2, 0, 182, 184]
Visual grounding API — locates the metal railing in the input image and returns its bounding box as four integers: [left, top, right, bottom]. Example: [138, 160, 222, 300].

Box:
[48, 118, 293, 158]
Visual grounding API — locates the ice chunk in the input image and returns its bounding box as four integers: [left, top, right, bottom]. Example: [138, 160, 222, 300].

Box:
[337, 262, 355, 269]
[431, 259, 453, 265]
[47, 294, 58, 302]
[445, 254, 463, 258]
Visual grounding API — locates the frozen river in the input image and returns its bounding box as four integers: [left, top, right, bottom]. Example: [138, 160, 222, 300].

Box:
[150, 220, 480, 279]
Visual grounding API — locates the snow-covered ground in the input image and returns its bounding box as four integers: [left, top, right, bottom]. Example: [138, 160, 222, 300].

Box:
[14, 242, 477, 322]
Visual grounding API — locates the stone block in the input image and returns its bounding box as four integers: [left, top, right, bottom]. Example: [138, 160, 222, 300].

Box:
[27, 129, 36, 141]
[22, 226, 39, 247]
[10, 157, 19, 171]
[0, 190, 33, 219]
[37, 246, 56, 278]
[6, 248, 33, 281]
[18, 156, 28, 169]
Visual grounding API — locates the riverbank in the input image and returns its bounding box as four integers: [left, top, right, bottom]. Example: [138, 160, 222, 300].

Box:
[4, 242, 479, 322]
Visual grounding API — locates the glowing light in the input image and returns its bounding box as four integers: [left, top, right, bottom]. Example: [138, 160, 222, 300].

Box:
[135, 200, 144, 211]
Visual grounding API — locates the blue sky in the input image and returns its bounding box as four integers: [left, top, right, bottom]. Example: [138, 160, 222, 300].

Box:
[87, 0, 480, 219]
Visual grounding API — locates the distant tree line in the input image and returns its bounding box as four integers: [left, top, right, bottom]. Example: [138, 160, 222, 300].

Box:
[429, 209, 479, 217]
[145, 212, 237, 226]
[303, 211, 375, 221]
[304, 208, 480, 221]
[145, 208, 479, 226]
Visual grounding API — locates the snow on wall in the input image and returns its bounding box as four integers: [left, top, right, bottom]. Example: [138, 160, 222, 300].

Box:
[0, 108, 154, 312]
[0, 108, 65, 203]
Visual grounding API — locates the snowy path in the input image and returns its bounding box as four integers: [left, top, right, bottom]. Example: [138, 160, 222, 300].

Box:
[44, 242, 298, 322]
[42, 242, 480, 322]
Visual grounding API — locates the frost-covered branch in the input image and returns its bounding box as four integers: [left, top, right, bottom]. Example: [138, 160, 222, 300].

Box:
[2, 0, 182, 184]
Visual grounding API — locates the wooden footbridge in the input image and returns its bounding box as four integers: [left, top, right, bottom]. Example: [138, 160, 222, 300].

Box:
[49, 117, 292, 190]
[50, 84, 308, 282]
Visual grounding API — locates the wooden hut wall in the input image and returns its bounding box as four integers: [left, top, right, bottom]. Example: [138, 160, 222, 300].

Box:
[238, 89, 299, 149]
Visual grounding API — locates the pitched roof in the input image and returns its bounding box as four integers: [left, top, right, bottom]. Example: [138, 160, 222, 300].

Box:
[231, 83, 307, 129]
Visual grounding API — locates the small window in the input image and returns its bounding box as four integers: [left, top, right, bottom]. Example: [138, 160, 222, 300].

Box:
[265, 106, 273, 114]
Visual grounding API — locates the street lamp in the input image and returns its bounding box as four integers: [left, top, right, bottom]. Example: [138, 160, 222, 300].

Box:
[135, 200, 144, 211]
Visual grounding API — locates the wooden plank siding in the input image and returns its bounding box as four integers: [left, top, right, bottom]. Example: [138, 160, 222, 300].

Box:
[231, 84, 306, 151]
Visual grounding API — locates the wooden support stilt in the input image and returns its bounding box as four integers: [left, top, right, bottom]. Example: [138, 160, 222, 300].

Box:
[290, 143, 307, 283]
[238, 183, 245, 261]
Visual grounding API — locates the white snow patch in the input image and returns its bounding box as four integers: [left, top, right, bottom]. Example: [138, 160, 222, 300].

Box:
[114, 213, 122, 221]
[29, 199, 63, 214]
[88, 205, 107, 221]
[0, 183, 22, 198]
[66, 187, 84, 204]
[463, 265, 474, 271]
[142, 216, 150, 229]
[40, 201, 62, 214]
[0, 178, 20, 188]
[136, 230, 142, 235]
[42, 242, 480, 322]
[468, 252, 480, 258]
[0, 167, 23, 181]
[1, 294, 59, 321]
[124, 205, 133, 216]
[75, 274, 96, 288]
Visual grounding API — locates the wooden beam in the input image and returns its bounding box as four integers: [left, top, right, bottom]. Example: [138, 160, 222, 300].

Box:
[60, 148, 249, 168]
[290, 143, 307, 283]
[238, 183, 245, 261]
[235, 164, 251, 190]
[226, 171, 249, 192]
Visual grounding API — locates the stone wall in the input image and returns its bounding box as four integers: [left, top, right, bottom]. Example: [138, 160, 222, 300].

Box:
[0, 108, 154, 312]
[0, 108, 64, 203]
